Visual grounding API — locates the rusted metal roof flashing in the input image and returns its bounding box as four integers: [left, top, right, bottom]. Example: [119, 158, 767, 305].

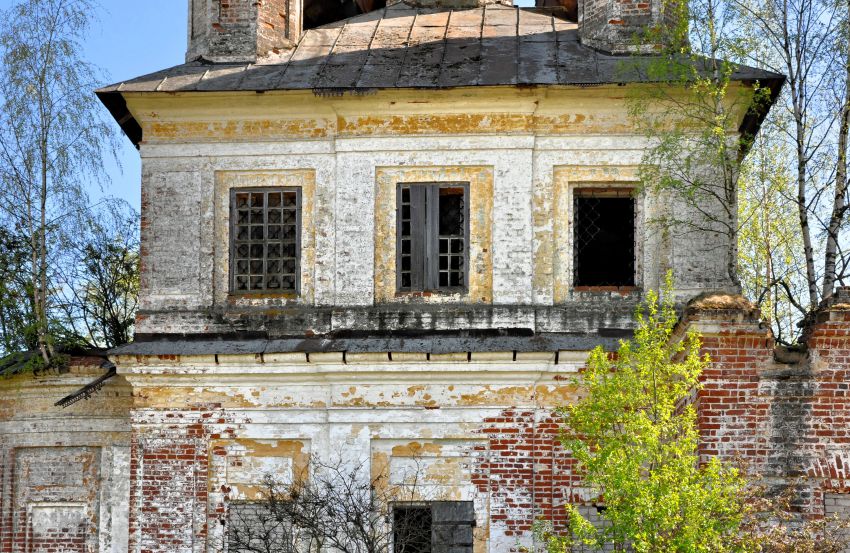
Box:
[96, 5, 784, 148]
[55, 365, 118, 408]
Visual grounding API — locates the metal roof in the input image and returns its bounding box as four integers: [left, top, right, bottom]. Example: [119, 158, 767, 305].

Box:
[96, 3, 784, 149]
[98, 4, 782, 94]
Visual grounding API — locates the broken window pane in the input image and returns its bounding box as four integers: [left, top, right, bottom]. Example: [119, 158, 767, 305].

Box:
[397, 184, 468, 293]
[231, 188, 300, 294]
[573, 191, 635, 287]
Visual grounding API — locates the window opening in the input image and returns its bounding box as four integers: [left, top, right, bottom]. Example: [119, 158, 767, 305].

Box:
[397, 183, 469, 293]
[230, 188, 301, 294]
[303, 0, 387, 30]
[573, 190, 635, 287]
[394, 505, 432, 553]
[393, 501, 475, 553]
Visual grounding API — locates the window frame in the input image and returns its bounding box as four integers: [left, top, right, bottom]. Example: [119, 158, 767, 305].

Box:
[229, 186, 302, 296]
[571, 186, 638, 291]
[391, 500, 475, 553]
[392, 502, 433, 553]
[395, 182, 470, 295]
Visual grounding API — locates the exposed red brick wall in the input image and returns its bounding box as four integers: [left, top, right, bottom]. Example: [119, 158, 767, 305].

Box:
[802, 310, 850, 503]
[687, 299, 850, 516]
[258, 0, 293, 47]
[218, 0, 254, 26]
[128, 419, 213, 553]
[128, 407, 243, 553]
[473, 410, 575, 543]
[28, 523, 87, 553]
[696, 326, 773, 467]
[580, 0, 657, 51]
[0, 447, 100, 553]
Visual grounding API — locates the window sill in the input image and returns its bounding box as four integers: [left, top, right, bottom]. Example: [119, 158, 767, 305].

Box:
[573, 286, 639, 296]
[395, 289, 468, 299]
[228, 292, 299, 301]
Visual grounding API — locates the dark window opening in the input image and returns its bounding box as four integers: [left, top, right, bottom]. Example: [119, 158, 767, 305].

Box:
[303, 0, 387, 30]
[397, 183, 469, 293]
[394, 506, 432, 553]
[393, 501, 475, 553]
[230, 188, 301, 294]
[573, 191, 636, 287]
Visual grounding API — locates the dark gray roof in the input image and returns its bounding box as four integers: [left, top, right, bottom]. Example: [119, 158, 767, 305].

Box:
[108, 332, 629, 357]
[98, 3, 781, 93]
[97, 3, 784, 148]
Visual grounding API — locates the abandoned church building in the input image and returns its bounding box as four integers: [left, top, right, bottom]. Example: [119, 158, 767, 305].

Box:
[2, 0, 850, 550]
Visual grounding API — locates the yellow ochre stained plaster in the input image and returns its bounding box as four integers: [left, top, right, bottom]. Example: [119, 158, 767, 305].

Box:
[123, 85, 758, 143]
[209, 438, 310, 500]
[374, 166, 494, 304]
[214, 170, 317, 307]
[531, 165, 641, 304]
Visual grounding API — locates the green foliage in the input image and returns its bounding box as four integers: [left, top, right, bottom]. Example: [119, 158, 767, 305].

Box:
[537, 277, 850, 552]
[0, 227, 37, 354]
[626, 0, 774, 286]
[56, 203, 140, 349]
[0, 1, 140, 355]
[545, 276, 747, 552]
[0, 350, 69, 378]
[0, 0, 118, 361]
[737, 120, 808, 345]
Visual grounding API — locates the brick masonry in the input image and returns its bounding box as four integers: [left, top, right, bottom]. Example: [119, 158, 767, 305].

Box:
[579, 0, 666, 54]
[93, 297, 849, 552]
[472, 410, 576, 546]
[0, 361, 132, 552]
[687, 292, 850, 516]
[188, 0, 296, 62]
[5, 1, 839, 550]
[1, 301, 850, 551]
[825, 493, 850, 552]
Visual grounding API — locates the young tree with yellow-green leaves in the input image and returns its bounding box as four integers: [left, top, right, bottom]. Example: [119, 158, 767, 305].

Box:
[534, 279, 849, 552]
[537, 279, 746, 553]
[737, 118, 808, 345]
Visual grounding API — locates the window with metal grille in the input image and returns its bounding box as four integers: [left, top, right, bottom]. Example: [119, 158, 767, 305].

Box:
[230, 188, 301, 294]
[573, 189, 635, 288]
[397, 183, 469, 293]
[393, 502, 475, 553]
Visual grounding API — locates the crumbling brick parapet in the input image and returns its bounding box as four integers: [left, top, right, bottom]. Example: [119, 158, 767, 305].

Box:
[677, 290, 850, 516]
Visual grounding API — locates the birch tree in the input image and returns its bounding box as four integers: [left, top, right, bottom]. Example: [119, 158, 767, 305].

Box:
[628, 0, 769, 287]
[0, 0, 117, 364]
[732, 0, 849, 311]
[738, 118, 808, 344]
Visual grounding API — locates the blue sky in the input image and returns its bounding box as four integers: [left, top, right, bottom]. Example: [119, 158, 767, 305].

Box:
[0, 0, 541, 210]
[85, 1, 189, 210]
[0, 0, 189, 210]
